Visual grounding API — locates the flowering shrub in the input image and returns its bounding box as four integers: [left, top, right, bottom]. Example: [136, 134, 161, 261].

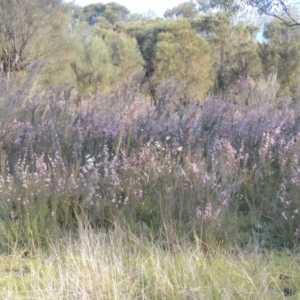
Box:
[0, 73, 299, 249]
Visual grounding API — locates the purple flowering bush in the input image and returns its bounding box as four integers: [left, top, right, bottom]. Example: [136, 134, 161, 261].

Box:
[0, 72, 300, 249]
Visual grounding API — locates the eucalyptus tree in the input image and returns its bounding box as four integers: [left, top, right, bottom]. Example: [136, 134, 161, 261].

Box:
[71, 24, 144, 96]
[259, 19, 300, 95]
[164, 1, 199, 21]
[152, 19, 213, 98]
[202, 0, 300, 26]
[124, 18, 213, 101]
[193, 12, 261, 94]
[75, 2, 131, 26]
[0, 0, 71, 77]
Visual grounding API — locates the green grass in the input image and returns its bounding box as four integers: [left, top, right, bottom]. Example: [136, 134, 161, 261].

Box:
[0, 226, 299, 299]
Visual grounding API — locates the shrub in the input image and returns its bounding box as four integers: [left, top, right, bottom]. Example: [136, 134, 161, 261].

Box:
[0, 73, 299, 249]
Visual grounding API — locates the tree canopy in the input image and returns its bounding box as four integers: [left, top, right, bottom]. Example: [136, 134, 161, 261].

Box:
[124, 18, 213, 100]
[164, 1, 199, 21]
[207, 0, 300, 26]
[71, 26, 143, 96]
[259, 19, 300, 95]
[74, 2, 131, 26]
[0, 0, 298, 102]
[193, 12, 261, 94]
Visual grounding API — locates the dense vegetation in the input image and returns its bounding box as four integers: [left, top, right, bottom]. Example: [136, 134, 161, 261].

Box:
[1, 0, 300, 297]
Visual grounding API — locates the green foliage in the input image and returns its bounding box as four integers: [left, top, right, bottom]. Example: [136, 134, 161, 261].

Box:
[259, 19, 300, 96]
[76, 2, 131, 26]
[125, 20, 164, 76]
[193, 12, 261, 94]
[0, 0, 68, 75]
[153, 19, 213, 98]
[71, 26, 143, 96]
[164, 1, 199, 21]
[125, 18, 213, 100]
[196, 0, 241, 15]
[38, 5, 78, 88]
[0, 158, 84, 249]
[200, 0, 299, 26]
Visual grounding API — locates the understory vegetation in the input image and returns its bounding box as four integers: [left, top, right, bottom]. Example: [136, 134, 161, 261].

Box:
[0, 71, 300, 252]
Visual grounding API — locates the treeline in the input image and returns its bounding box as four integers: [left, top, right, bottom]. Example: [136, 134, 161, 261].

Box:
[1, 0, 300, 101]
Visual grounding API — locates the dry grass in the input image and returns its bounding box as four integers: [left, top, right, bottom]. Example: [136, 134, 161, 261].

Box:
[0, 225, 299, 299]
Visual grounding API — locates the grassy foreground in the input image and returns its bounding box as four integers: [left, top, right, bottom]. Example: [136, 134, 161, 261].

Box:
[0, 226, 299, 299]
